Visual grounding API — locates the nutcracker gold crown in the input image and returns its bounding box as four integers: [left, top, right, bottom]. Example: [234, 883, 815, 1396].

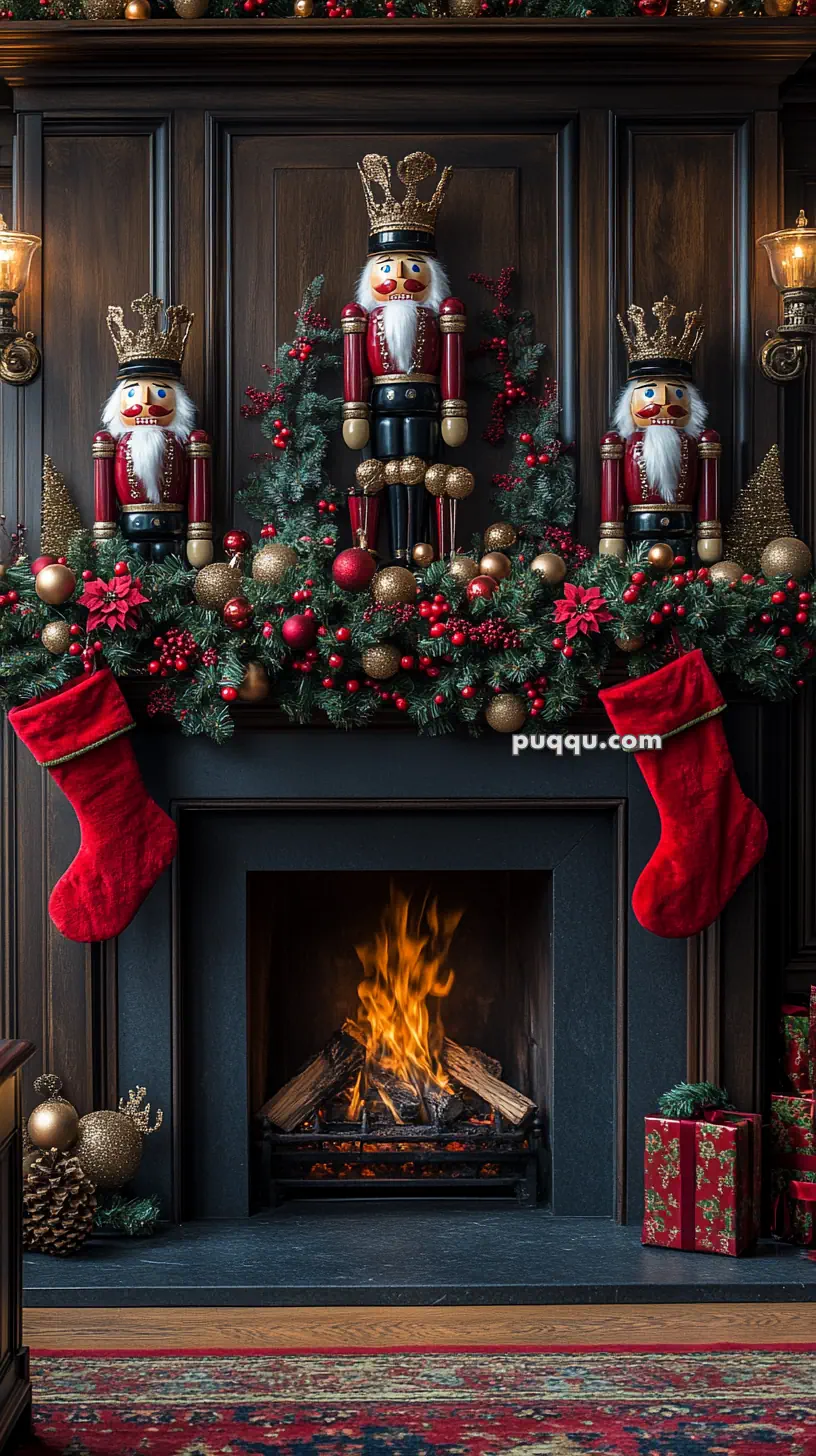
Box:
[617, 295, 704, 380]
[106, 293, 194, 379]
[359, 151, 452, 254]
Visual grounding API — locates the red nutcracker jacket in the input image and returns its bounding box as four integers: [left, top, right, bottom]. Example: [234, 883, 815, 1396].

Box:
[341, 298, 466, 414]
[600, 427, 720, 533]
[92, 428, 212, 528]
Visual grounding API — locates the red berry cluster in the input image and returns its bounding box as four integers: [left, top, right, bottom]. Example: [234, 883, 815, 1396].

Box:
[520, 432, 550, 469]
[298, 304, 332, 332]
[538, 525, 591, 566]
[241, 387, 274, 420]
[270, 419, 292, 451]
[0, 586, 18, 611]
[67, 624, 103, 672]
[419, 593, 452, 636]
[148, 627, 199, 678]
[755, 577, 813, 660]
[147, 685, 177, 717]
[384, 0, 398, 15]
[492, 472, 523, 494]
[317, 499, 339, 516]
[292, 577, 315, 605]
[521, 674, 550, 716]
[287, 336, 314, 362]
[444, 614, 523, 650]
[363, 602, 417, 627]
[201, 647, 219, 668]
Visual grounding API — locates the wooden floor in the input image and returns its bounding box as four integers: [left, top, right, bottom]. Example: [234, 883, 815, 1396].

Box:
[23, 1304, 816, 1350]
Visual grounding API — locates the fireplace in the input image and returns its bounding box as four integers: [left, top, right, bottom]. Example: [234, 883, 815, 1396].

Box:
[248, 872, 548, 1205]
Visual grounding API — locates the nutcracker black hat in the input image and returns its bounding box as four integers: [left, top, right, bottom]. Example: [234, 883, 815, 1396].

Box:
[107, 293, 194, 381]
[359, 151, 452, 257]
[617, 296, 704, 382]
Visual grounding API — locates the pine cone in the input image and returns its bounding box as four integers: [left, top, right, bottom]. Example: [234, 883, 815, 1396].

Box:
[23, 1148, 97, 1256]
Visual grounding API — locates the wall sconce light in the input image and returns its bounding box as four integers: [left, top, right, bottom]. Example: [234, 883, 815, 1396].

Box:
[758, 209, 816, 384]
[0, 216, 41, 386]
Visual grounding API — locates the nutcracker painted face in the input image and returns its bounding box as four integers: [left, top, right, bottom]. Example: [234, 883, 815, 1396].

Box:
[118, 376, 178, 429]
[368, 252, 433, 304]
[630, 378, 692, 431]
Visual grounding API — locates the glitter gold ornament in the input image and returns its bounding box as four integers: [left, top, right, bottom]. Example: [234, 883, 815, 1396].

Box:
[615, 634, 645, 653]
[706, 0, 729, 11]
[173, 0, 208, 12]
[485, 693, 527, 733]
[447, 554, 480, 585]
[708, 559, 743, 585]
[724, 445, 795, 574]
[237, 661, 270, 703]
[74, 1087, 163, 1191]
[483, 521, 517, 552]
[384, 459, 402, 487]
[448, 0, 481, 13]
[362, 643, 402, 680]
[27, 1075, 79, 1153]
[124, 0, 151, 17]
[371, 565, 417, 605]
[647, 543, 674, 571]
[194, 561, 242, 610]
[479, 551, 512, 582]
[356, 459, 386, 496]
[41, 620, 72, 655]
[294, 0, 314, 13]
[400, 456, 426, 486]
[424, 464, 450, 498]
[444, 466, 475, 500]
[530, 552, 566, 585]
[760, 537, 813, 581]
[35, 563, 76, 606]
[412, 543, 435, 568]
[81, 0, 124, 14]
[40, 457, 81, 559]
[252, 542, 298, 587]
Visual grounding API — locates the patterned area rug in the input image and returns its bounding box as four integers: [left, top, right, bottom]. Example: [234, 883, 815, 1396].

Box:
[18, 1346, 816, 1454]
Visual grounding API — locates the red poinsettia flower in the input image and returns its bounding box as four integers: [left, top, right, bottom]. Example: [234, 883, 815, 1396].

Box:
[77, 574, 150, 633]
[552, 582, 612, 640]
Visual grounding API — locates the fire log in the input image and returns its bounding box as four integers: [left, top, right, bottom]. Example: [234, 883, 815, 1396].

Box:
[259, 1030, 365, 1132]
[443, 1039, 535, 1126]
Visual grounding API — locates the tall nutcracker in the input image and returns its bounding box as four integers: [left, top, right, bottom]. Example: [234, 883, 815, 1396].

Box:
[599, 296, 722, 565]
[341, 151, 467, 564]
[93, 294, 213, 566]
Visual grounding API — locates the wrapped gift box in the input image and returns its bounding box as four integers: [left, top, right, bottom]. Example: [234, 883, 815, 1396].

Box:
[781, 985, 816, 1095]
[770, 1091, 816, 1246]
[643, 1110, 761, 1256]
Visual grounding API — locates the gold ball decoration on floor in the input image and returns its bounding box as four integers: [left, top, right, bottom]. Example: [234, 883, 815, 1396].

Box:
[424, 464, 450, 498]
[708, 560, 743, 585]
[530, 552, 567, 585]
[23, 1150, 96, 1256]
[41, 621, 72, 656]
[124, 0, 152, 17]
[444, 466, 475, 501]
[356, 459, 386, 496]
[81, 0, 124, 14]
[173, 0, 208, 12]
[647, 543, 674, 571]
[400, 456, 426, 486]
[361, 643, 402, 680]
[193, 561, 243, 611]
[615, 634, 645, 654]
[485, 693, 527, 733]
[252, 542, 298, 587]
[237, 661, 270, 703]
[371, 565, 418, 606]
[34, 563, 76, 606]
[479, 551, 512, 582]
[447, 555, 480, 585]
[294, 0, 314, 13]
[384, 459, 403, 487]
[412, 543, 435, 568]
[483, 521, 518, 552]
[28, 1073, 80, 1153]
[73, 1110, 144, 1190]
[759, 536, 813, 581]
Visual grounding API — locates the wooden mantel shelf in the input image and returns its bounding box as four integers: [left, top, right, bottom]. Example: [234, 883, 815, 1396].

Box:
[0, 17, 813, 89]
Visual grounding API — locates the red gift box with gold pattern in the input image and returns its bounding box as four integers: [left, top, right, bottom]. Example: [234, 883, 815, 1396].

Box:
[781, 985, 816, 1094]
[770, 1091, 816, 1246]
[642, 1110, 761, 1256]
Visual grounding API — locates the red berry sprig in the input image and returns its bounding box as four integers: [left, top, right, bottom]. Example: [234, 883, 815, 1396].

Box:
[148, 627, 199, 678]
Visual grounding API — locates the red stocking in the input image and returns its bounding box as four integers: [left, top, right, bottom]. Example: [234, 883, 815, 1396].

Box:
[599, 649, 767, 938]
[9, 669, 177, 943]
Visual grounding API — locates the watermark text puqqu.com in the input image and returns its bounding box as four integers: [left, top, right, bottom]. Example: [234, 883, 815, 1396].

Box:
[511, 732, 662, 757]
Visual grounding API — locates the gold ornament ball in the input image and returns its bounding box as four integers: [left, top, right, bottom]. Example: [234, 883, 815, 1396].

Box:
[424, 463, 450, 498]
[485, 693, 527, 734]
[444, 466, 475, 501]
[615, 634, 645, 654]
[173, 0, 208, 12]
[371, 565, 417, 606]
[361, 643, 402, 680]
[483, 521, 518, 552]
[384, 459, 403, 487]
[356, 459, 386, 496]
[447, 555, 480, 585]
[400, 456, 426, 486]
[479, 551, 512, 583]
[760, 536, 813, 581]
[647, 543, 675, 572]
[237, 661, 270, 703]
[35, 563, 76, 606]
[294, 0, 314, 13]
[28, 1099, 79, 1153]
[707, 0, 729, 12]
[81, 0, 124, 14]
[125, 0, 151, 17]
[412, 543, 435, 568]
[193, 561, 243, 611]
[41, 620, 72, 655]
[709, 559, 744, 585]
[530, 552, 567, 586]
[251, 542, 298, 588]
[73, 1110, 143, 1190]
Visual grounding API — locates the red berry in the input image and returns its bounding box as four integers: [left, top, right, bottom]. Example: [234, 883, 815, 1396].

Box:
[400, 656, 415, 670]
[799, 591, 812, 604]
[741, 573, 755, 584]
[552, 637, 564, 650]
[328, 653, 343, 668]
[434, 693, 445, 705]
[113, 561, 129, 576]
[525, 454, 537, 468]
[148, 661, 160, 675]
[394, 697, 408, 712]
[774, 645, 788, 658]
[519, 433, 533, 445]
[538, 453, 550, 465]
[661, 603, 673, 616]
[562, 645, 574, 658]
[68, 642, 82, 656]
[780, 625, 792, 637]
[336, 627, 351, 642]
[673, 556, 686, 568]
[346, 679, 360, 693]
[797, 611, 809, 625]
[760, 612, 772, 624]
[787, 579, 799, 592]
[82, 569, 94, 581]
[631, 571, 647, 585]
[221, 685, 239, 701]
[460, 685, 476, 698]
[622, 587, 639, 604]
[450, 631, 466, 646]
[772, 590, 787, 605]
[649, 611, 662, 626]
[675, 605, 686, 618]
[69, 624, 82, 638]
[322, 676, 335, 689]
[429, 623, 446, 638]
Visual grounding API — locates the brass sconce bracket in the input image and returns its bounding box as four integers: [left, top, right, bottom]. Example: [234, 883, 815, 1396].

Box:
[0, 291, 40, 386]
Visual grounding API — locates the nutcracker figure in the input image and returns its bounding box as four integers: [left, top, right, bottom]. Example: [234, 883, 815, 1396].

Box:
[92, 294, 213, 567]
[341, 151, 467, 564]
[599, 296, 722, 565]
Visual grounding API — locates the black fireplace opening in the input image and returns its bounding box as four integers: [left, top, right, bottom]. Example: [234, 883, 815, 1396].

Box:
[247, 869, 551, 1206]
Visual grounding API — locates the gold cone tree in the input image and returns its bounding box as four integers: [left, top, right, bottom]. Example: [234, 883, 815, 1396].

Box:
[724, 445, 796, 574]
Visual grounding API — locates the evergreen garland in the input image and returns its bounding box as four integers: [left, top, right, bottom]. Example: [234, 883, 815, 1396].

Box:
[657, 1082, 734, 1119]
[0, 1, 773, 18]
[93, 1192, 162, 1237]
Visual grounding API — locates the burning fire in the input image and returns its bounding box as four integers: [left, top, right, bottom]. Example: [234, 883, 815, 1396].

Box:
[346, 885, 462, 1123]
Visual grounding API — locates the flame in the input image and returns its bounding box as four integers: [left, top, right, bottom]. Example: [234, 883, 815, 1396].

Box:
[346, 885, 462, 1123]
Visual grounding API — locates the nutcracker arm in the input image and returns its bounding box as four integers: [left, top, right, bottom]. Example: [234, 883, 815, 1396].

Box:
[696, 429, 722, 565]
[599, 432, 626, 558]
[342, 303, 370, 450]
[440, 297, 467, 449]
[92, 431, 116, 542]
[187, 429, 213, 568]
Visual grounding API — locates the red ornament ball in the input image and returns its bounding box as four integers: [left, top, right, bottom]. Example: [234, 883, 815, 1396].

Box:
[30, 555, 55, 576]
[282, 613, 318, 651]
[220, 685, 239, 702]
[332, 547, 376, 593]
[466, 575, 498, 602]
[223, 596, 254, 630]
[223, 529, 252, 557]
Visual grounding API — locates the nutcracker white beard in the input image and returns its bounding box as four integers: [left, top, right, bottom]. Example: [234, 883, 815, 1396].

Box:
[357, 256, 450, 374]
[101, 382, 196, 505]
[614, 380, 707, 504]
